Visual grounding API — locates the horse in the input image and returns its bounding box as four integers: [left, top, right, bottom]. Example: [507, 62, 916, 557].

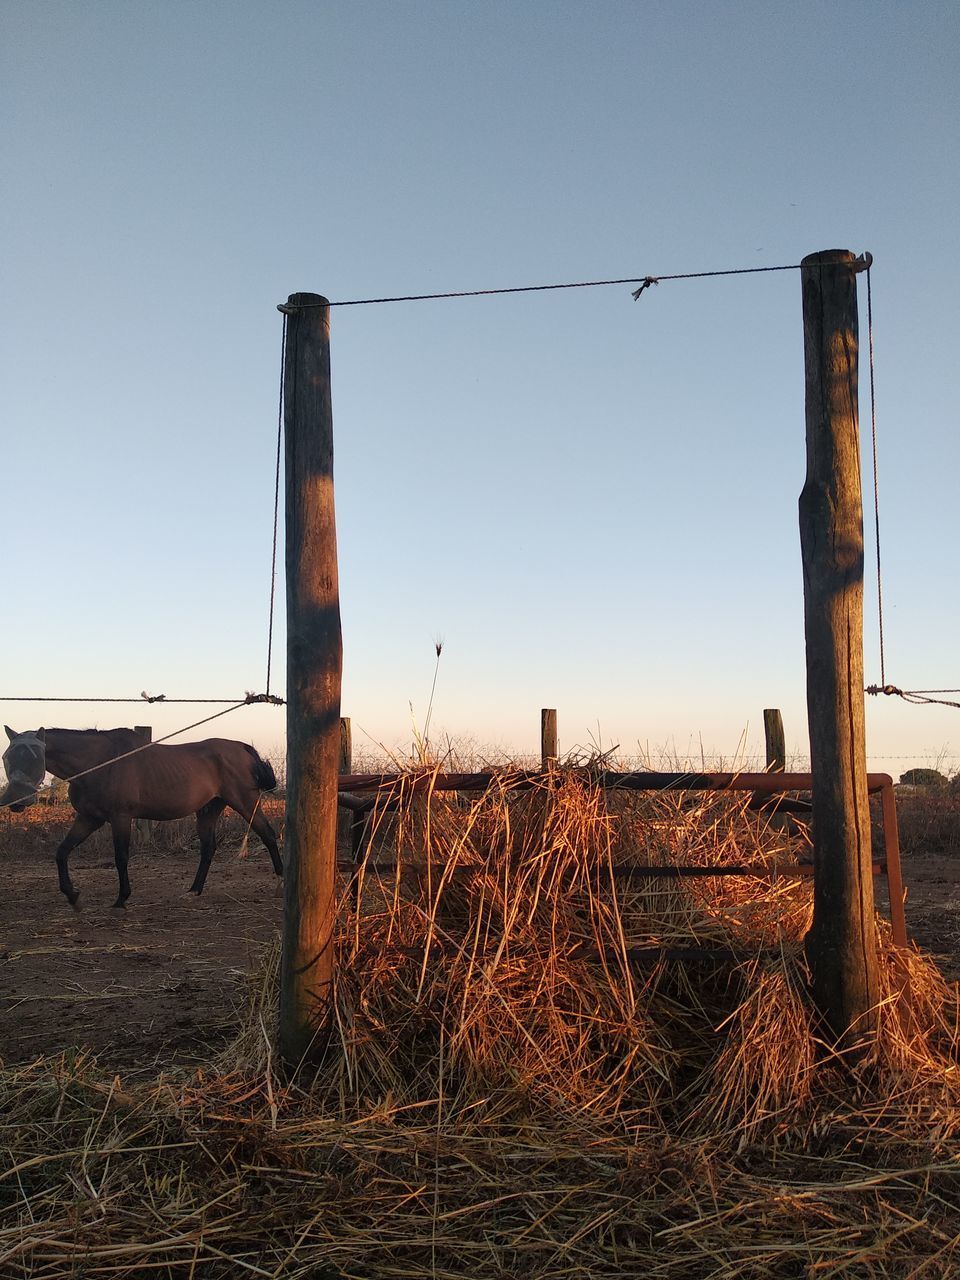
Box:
[2, 726, 282, 908]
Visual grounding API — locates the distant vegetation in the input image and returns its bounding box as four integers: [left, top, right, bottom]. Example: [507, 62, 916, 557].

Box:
[899, 768, 950, 788]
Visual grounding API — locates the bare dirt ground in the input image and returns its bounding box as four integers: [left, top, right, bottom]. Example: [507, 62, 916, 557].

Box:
[0, 812, 286, 1076]
[888, 850, 960, 983]
[1, 805, 958, 1075]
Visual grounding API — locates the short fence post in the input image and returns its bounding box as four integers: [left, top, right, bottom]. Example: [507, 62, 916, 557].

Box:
[799, 249, 879, 1050]
[133, 726, 153, 841]
[763, 709, 785, 772]
[879, 781, 908, 949]
[541, 708, 558, 770]
[279, 292, 343, 1067]
[337, 717, 352, 848]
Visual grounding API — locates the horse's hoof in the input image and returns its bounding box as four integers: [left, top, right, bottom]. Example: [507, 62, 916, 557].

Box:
[112, 900, 127, 910]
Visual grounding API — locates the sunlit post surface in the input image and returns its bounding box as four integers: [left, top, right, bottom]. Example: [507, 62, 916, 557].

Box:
[279, 292, 343, 1066]
[799, 249, 880, 1050]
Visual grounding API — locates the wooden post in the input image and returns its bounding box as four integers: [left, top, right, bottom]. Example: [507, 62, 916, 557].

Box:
[336, 717, 352, 848]
[279, 293, 343, 1067]
[541, 708, 558, 769]
[763, 709, 785, 772]
[133, 727, 153, 841]
[799, 249, 879, 1049]
[879, 781, 908, 949]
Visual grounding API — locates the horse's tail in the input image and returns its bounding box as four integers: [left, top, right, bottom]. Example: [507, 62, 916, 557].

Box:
[244, 745, 277, 792]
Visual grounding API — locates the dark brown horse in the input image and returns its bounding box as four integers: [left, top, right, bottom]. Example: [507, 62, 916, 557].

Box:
[2, 726, 282, 908]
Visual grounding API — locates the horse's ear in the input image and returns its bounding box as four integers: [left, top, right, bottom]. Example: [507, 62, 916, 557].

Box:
[4, 726, 16, 741]
[36, 728, 45, 743]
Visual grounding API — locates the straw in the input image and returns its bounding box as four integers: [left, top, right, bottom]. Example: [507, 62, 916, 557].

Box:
[2, 766, 960, 1277]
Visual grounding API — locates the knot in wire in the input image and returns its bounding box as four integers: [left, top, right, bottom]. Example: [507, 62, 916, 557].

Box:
[244, 691, 285, 706]
[866, 685, 903, 697]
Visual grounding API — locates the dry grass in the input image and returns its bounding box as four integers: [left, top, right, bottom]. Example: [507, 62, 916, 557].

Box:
[894, 782, 960, 856]
[3, 769, 960, 1278]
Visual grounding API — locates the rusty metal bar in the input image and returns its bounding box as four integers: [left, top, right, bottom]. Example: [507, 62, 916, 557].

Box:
[337, 769, 893, 795]
[335, 769, 907, 945]
[335, 860, 888, 879]
[352, 939, 790, 965]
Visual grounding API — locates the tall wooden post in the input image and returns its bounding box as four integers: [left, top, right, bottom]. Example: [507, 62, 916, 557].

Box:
[799, 250, 879, 1049]
[541, 708, 558, 769]
[279, 293, 343, 1066]
[763, 709, 785, 772]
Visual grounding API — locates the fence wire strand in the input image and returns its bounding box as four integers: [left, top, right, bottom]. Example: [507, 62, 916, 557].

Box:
[0, 701, 258, 811]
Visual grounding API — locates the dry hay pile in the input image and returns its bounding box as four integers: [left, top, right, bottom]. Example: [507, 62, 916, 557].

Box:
[3, 771, 960, 1278]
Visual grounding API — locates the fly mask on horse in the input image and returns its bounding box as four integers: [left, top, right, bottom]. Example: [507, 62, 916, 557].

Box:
[1, 727, 47, 812]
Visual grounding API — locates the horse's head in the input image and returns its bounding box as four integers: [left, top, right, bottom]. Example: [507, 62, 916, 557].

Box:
[2, 726, 47, 812]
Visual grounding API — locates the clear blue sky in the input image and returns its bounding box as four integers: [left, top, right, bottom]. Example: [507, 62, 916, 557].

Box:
[3, 2, 958, 774]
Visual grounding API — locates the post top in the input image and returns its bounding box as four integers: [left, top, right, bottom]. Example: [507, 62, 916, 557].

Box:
[801, 249, 856, 266]
[278, 293, 330, 314]
[800, 249, 873, 270]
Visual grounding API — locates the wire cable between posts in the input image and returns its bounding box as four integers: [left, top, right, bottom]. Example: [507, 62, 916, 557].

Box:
[265, 313, 287, 698]
[0, 696, 277, 704]
[859, 267, 960, 713]
[866, 266, 886, 687]
[867, 685, 960, 710]
[277, 262, 811, 310]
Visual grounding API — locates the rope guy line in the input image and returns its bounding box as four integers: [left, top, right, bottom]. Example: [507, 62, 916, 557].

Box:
[0, 694, 284, 705]
[265, 312, 287, 698]
[866, 265, 886, 688]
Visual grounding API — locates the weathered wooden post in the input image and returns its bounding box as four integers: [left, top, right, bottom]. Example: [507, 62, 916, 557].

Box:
[541, 708, 558, 769]
[763, 709, 785, 772]
[279, 293, 343, 1066]
[799, 250, 879, 1050]
[336, 716, 352, 848]
[134, 726, 154, 841]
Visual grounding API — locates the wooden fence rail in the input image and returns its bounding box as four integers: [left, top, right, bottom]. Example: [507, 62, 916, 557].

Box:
[335, 766, 907, 948]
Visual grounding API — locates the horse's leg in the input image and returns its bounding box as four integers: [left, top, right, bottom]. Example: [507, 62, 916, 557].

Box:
[226, 796, 283, 878]
[251, 806, 283, 878]
[110, 817, 133, 908]
[55, 813, 105, 906]
[189, 799, 226, 895]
